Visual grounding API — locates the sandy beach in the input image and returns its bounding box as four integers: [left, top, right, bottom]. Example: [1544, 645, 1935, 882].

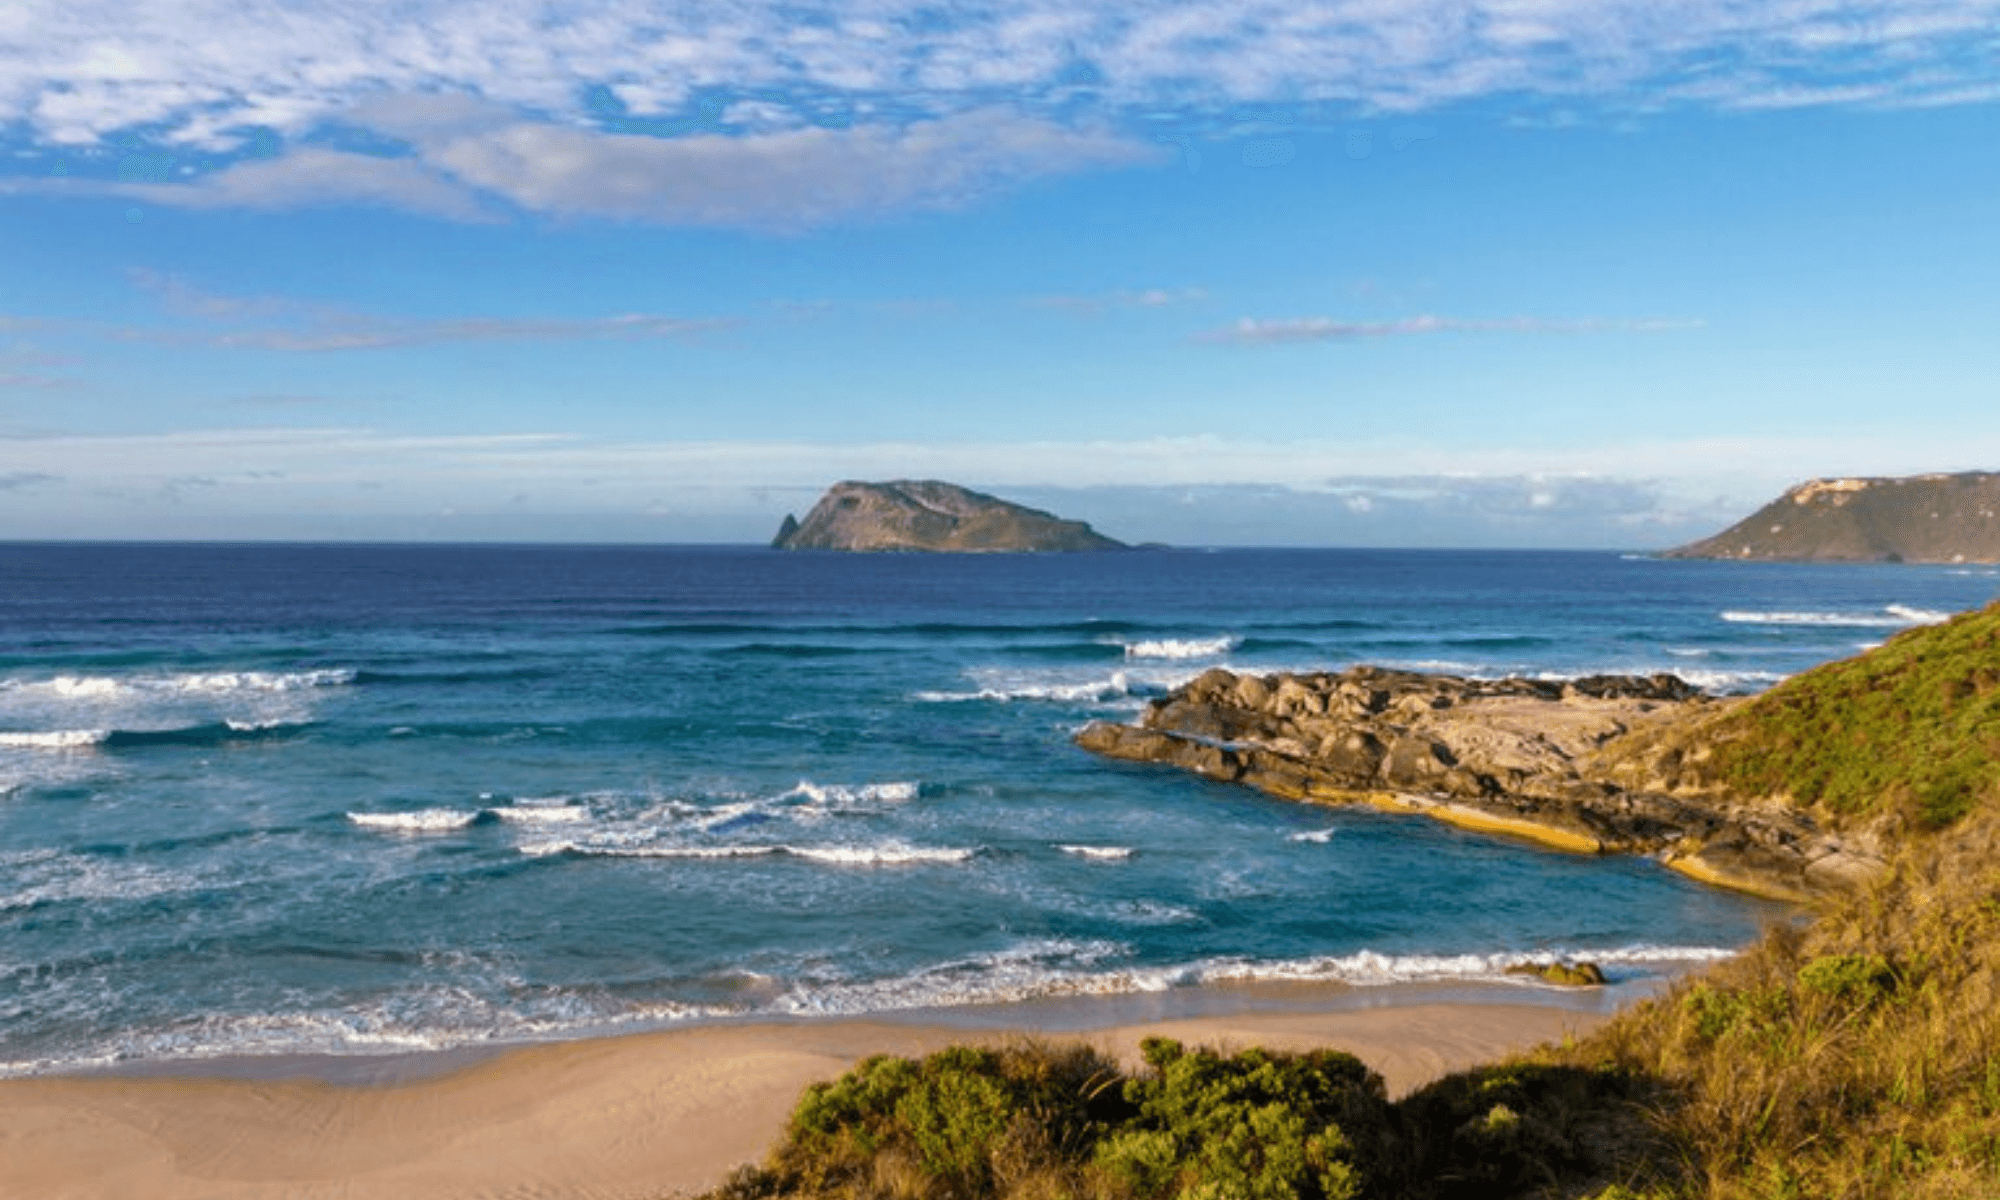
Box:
[0, 996, 1608, 1200]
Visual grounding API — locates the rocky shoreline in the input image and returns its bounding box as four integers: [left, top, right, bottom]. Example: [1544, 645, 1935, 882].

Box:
[1075, 666, 1884, 902]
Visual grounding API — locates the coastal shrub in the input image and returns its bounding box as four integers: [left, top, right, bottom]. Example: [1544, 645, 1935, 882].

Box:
[1098, 1038, 1388, 1200]
[1796, 953, 1897, 1008]
[712, 1038, 1397, 1200]
[756, 1039, 1132, 1199]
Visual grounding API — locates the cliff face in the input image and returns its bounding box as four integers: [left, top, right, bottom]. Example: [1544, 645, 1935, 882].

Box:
[772, 481, 1126, 553]
[1664, 471, 2000, 562]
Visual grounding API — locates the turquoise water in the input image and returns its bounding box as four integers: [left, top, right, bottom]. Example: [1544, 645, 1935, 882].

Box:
[2, 543, 1993, 1074]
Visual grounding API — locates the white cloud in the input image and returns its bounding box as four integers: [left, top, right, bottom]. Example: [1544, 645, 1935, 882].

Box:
[6, 107, 1154, 229]
[122, 148, 493, 218]
[419, 109, 1152, 228]
[5, 1, 1998, 156]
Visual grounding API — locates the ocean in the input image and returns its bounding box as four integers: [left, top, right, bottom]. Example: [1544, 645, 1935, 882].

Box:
[3, 542, 1995, 1077]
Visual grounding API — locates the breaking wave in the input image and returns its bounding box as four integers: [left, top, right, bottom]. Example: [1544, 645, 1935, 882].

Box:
[1058, 844, 1134, 861]
[520, 839, 979, 866]
[346, 809, 482, 833]
[1116, 636, 1239, 661]
[1721, 605, 1951, 628]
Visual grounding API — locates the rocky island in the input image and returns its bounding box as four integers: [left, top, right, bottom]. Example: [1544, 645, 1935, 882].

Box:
[1664, 470, 2000, 562]
[772, 480, 1126, 552]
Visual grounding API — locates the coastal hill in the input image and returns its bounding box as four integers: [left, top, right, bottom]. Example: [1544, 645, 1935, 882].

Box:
[1663, 470, 2000, 562]
[772, 480, 1126, 552]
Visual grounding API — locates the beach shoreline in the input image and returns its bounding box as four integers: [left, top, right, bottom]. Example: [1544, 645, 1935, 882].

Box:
[0, 983, 1618, 1200]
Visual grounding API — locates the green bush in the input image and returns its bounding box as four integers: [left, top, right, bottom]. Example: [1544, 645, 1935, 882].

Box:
[1797, 953, 1898, 1008]
[1102, 1038, 1386, 1200]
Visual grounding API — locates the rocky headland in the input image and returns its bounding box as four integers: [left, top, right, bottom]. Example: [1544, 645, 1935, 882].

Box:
[772, 480, 1126, 553]
[1076, 664, 1884, 902]
[1664, 470, 2000, 562]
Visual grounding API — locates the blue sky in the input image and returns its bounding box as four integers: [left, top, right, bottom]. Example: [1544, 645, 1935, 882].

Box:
[2, 1, 1997, 546]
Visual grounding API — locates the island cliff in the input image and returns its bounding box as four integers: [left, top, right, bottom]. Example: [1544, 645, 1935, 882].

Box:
[1663, 470, 2000, 562]
[772, 480, 1126, 553]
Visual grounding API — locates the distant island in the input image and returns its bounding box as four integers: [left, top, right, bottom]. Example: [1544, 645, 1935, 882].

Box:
[772, 480, 1127, 552]
[1665, 470, 2000, 562]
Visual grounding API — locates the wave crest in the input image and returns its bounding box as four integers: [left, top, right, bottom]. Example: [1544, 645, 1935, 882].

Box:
[1721, 606, 1948, 628]
[1118, 636, 1238, 661]
[346, 809, 481, 833]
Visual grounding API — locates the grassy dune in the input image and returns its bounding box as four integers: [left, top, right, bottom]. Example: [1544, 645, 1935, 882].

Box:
[697, 603, 2000, 1200]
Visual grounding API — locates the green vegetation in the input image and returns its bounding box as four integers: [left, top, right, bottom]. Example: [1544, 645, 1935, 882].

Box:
[1696, 601, 2000, 828]
[1561, 807, 2000, 1198]
[702, 1035, 1660, 1199]
[709, 1038, 1406, 1200]
[700, 603, 2000, 1200]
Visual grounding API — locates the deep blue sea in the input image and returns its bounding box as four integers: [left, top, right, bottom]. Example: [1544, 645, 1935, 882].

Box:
[3, 543, 1996, 1076]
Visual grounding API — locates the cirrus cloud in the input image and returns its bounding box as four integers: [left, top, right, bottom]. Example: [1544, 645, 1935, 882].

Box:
[5, 0, 1999, 155]
[0, 1, 1995, 230]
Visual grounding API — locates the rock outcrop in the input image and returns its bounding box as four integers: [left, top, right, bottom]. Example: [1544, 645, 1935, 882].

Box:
[1663, 471, 2000, 563]
[772, 481, 1126, 553]
[1075, 666, 1883, 901]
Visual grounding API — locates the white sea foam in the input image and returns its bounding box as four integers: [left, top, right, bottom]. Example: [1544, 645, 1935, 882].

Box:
[0, 729, 108, 750]
[1119, 635, 1238, 661]
[346, 809, 480, 833]
[784, 779, 921, 809]
[914, 671, 1140, 704]
[1191, 943, 1738, 988]
[773, 939, 1139, 1015]
[1058, 844, 1134, 861]
[912, 664, 1212, 706]
[1288, 829, 1337, 844]
[0, 848, 212, 912]
[571, 844, 784, 860]
[789, 843, 977, 866]
[1662, 668, 1786, 693]
[490, 803, 591, 825]
[1885, 604, 1952, 625]
[0, 669, 355, 701]
[1664, 647, 1711, 658]
[765, 940, 1741, 1017]
[1379, 658, 1486, 675]
[1720, 606, 1947, 628]
[521, 839, 977, 866]
[0, 988, 734, 1078]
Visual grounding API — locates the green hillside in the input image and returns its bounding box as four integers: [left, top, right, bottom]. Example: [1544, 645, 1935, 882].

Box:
[1697, 600, 2000, 828]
